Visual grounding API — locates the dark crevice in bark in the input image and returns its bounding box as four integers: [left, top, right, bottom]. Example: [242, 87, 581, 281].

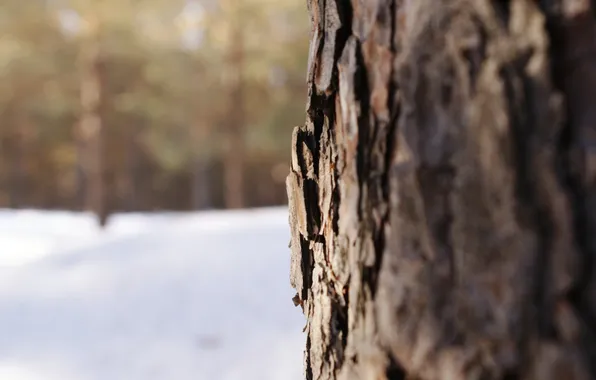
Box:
[337, 281, 349, 349]
[296, 129, 323, 236]
[494, 0, 512, 26]
[306, 99, 325, 184]
[300, 235, 314, 302]
[461, 18, 487, 94]
[502, 370, 520, 380]
[331, 182, 341, 235]
[553, 94, 596, 319]
[577, 323, 596, 378]
[562, 151, 596, 373]
[307, 92, 328, 121]
[554, 119, 586, 305]
[370, 132, 391, 297]
[499, 59, 558, 343]
[383, 0, 400, 198]
[370, 206, 389, 298]
[331, 294, 348, 361]
[386, 354, 407, 380]
[382, 109, 399, 212]
[354, 42, 371, 223]
[522, 72, 559, 340]
[306, 335, 314, 380]
[314, 233, 327, 247]
[361, 266, 378, 297]
[544, 8, 596, 375]
[331, 0, 353, 84]
[306, 179, 322, 235]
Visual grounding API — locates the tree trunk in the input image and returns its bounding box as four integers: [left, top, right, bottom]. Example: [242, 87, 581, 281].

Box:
[121, 121, 142, 211]
[288, 0, 596, 379]
[5, 111, 24, 208]
[9, 113, 34, 208]
[223, 21, 246, 210]
[78, 15, 107, 226]
[191, 156, 212, 210]
[189, 115, 213, 210]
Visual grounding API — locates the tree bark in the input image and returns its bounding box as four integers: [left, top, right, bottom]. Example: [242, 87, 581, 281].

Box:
[288, 0, 596, 379]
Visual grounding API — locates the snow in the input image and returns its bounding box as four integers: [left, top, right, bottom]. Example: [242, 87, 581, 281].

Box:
[0, 207, 305, 380]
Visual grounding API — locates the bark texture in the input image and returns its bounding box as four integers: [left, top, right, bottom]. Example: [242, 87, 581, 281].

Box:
[287, 0, 596, 379]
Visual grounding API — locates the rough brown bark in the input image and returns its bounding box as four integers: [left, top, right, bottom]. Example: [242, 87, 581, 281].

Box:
[288, 0, 596, 379]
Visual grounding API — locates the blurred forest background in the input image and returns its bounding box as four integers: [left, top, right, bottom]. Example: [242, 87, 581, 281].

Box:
[0, 0, 308, 223]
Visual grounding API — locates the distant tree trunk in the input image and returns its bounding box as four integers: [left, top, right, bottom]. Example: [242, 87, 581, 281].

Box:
[74, 130, 87, 209]
[78, 16, 107, 227]
[9, 114, 34, 208]
[191, 156, 212, 210]
[5, 111, 23, 208]
[5, 135, 21, 208]
[288, 0, 596, 379]
[189, 117, 213, 210]
[121, 122, 141, 211]
[0, 102, 27, 208]
[223, 21, 246, 209]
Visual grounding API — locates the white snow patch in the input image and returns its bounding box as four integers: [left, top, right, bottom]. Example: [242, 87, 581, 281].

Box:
[0, 207, 305, 380]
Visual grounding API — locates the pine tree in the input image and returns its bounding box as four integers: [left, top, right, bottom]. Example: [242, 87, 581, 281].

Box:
[288, 0, 596, 378]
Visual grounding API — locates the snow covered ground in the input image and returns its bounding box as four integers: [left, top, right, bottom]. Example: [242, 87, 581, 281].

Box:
[0, 207, 305, 380]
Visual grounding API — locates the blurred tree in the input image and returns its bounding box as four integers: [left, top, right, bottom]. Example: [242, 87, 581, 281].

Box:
[0, 0, 308, 218]
[0, 0, 69, 207]
[201, 0, 309, 209]
[78, 12, 105, 225]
